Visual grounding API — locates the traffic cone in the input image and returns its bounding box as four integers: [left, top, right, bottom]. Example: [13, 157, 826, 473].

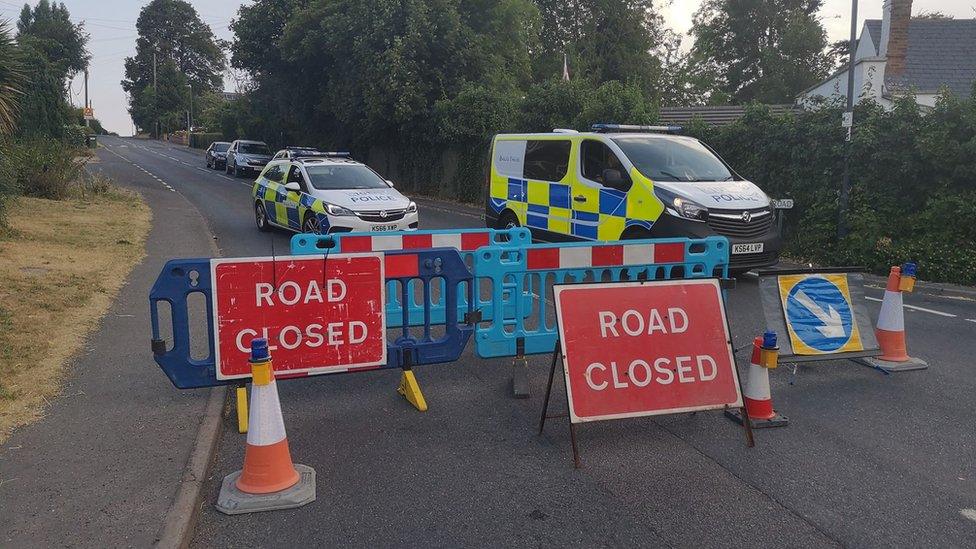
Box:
[726, 335, 788, 428]
[216, 339, 316, 515]
[863, 265, 928, 372]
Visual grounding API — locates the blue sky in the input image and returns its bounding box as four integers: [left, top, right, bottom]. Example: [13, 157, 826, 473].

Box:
[0, 0, 972, 134]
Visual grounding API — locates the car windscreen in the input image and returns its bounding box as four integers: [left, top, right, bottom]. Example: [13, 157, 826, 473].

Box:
[213, 143, 229, 152]
[239, 143, 270, 155]
[612, 136, 734, 182]
[306, 164, 389, 190]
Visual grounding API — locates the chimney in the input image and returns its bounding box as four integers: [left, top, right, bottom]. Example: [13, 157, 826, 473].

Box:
[881, 0, 912, 78]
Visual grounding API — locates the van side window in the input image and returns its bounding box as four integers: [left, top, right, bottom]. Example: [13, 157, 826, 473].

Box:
[523, 140, 570, 182]
[581, 140, 630, 188]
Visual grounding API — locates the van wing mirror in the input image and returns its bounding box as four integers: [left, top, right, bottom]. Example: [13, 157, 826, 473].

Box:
[602, 168, 628, 190]
[386, 179, 395, 188]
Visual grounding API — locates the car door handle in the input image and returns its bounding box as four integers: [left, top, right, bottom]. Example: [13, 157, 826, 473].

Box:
[573, 195, 587, 202]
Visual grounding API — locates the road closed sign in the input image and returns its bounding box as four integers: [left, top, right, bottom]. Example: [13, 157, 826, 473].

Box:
[211, 253, 386, 380]
[553, 279, 743, 423]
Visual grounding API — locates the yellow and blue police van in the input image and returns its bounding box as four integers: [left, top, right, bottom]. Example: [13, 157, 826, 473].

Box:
[252, 153, 419, 234]
[485, 124, 785, 270]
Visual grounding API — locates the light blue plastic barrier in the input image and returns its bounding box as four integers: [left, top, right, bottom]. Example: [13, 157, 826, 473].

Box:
[473, 237, 730, 358]
[291, 228, 533, 328]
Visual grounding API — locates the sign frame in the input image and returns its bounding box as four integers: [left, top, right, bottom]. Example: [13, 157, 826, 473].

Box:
[539, 278, 754, 467]
[757, 267, 880, 363]
[210, 252, 387, 381]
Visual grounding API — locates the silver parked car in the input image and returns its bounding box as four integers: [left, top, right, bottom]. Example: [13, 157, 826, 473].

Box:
[225, 139, 273, 178]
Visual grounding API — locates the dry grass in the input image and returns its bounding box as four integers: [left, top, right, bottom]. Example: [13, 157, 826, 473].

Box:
[0, 183, 151, 442]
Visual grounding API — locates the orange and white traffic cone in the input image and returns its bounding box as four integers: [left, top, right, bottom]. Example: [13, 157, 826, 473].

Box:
[726, 334, 788, 428]
[216, 339, 316, 515]
[864, 264, 928, 371]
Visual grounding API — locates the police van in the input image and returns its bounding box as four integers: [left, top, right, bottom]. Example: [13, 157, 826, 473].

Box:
[252, 153, 419, 234]
[485, 124, 786, 270]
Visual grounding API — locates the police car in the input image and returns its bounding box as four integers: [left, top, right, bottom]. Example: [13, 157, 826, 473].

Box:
[252, 153, 419, 234]
[485, 124, 789, 270]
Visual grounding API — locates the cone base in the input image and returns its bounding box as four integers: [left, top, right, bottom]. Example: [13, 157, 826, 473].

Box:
[859, 355, 928, 372]
[216, 464, 316, 516]
[725, 408, 789, 429]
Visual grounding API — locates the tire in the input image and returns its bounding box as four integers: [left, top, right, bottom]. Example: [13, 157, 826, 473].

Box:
[496, 210, 519, 230]
[620, 227, 653, 240]
[302, 213, 323, 235]
[255, 201, 271, 232]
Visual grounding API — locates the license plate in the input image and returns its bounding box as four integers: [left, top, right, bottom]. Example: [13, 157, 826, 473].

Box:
[370, 224, 399, 232]
[732, 242, 764, 255]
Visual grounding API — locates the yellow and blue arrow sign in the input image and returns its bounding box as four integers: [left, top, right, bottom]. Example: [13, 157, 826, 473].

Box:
[777, 274, 864, 355]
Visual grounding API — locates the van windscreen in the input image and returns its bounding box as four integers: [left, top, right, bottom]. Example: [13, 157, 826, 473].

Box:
[612, 137, 734, 182]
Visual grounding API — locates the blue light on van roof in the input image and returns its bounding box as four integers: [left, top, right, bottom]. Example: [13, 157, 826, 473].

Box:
[591, 124, 683, 134]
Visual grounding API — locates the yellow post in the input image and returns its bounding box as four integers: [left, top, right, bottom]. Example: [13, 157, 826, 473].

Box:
[396, 370, 428, 412]
[236, 385, 249, 433]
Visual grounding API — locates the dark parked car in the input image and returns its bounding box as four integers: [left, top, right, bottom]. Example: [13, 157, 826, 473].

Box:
[225, 139, 273, 177]
[205, 141, 231, 169]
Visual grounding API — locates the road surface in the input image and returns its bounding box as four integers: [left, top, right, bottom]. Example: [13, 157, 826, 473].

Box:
[97, 136, 976, 547]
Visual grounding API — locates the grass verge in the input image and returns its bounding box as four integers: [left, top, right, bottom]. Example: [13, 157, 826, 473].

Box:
[0, 181, 151, 442]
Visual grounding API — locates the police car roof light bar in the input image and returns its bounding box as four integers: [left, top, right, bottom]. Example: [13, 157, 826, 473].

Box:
[590, 123, 683, 134]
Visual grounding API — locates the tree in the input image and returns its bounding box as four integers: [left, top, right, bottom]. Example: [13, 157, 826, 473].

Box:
[691, 0, 833, 103]
[122, 0, 226, 134]
[0, 21, 25, 135]
[16, 0, 89, 84]
[533, 0, 666, 96]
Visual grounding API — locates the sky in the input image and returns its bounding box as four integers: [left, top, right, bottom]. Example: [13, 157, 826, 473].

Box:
[0, 0, 972, 135]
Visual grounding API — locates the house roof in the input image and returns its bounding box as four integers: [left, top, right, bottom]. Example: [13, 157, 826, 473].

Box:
[657, 105, 798, 127]
[865, 20, 883, 55]
[867, 18, 976, 97]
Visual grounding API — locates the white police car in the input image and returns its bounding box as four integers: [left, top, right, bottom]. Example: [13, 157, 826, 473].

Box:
[252, 153, 419, 234]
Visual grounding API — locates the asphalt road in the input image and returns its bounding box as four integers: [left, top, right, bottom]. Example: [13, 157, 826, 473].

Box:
[96, 136, 976, 547]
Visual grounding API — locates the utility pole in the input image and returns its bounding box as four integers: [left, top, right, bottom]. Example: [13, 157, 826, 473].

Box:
[838, 0, 858, 239]
[83, 69, 89, 130]
[186, 82, 192, 140]
[153, 52, 158, 138]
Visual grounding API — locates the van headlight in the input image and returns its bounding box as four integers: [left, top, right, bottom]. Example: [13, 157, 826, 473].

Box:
[406, 201, 418, 213]
[655, 188, 708, 222]
[325, 203, 356, 216]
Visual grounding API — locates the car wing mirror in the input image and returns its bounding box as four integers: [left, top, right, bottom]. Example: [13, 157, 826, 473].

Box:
[284, 182, 301, 191]
[602, 168, 628, 191]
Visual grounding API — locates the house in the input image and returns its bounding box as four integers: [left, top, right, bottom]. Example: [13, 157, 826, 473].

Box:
[799, 0, 976, 108]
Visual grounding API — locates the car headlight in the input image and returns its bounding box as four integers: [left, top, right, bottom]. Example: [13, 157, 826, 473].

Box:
[655, 188, 708, 222]
[406, 201, 417, 213]
[325, 203, 356, 216]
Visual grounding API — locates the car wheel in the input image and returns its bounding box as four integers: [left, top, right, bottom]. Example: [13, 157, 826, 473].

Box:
[255, 202, 271, 232]
[302, 213, 322, 235]
[497, 210, 519, 230]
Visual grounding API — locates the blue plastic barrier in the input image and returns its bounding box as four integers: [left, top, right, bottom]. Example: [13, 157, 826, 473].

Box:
[290, 228, 533, 328]
[473, 237, 730, 358]
[149, 248, 474, 389]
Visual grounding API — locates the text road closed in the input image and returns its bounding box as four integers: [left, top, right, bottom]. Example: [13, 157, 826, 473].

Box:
[554, 279, 742, 422]
[212, 253, 386, 380]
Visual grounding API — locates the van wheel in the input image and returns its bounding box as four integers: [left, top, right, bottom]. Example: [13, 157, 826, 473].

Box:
[255, 202, 271, 232]
[497, 211, 519, 230]
[621, 227, 653, 240]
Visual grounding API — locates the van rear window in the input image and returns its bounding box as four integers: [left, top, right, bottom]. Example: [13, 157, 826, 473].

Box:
[523, 140, 570, 182]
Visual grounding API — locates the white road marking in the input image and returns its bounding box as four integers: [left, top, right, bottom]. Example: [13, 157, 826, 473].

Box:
[966, 319, 976, 324]
[865, 296, 957, 317]
[961, 509, 976, 522]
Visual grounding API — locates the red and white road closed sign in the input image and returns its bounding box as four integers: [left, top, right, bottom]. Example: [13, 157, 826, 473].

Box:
[211, 253, 386, 380]
[554, 279, 742, 423]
